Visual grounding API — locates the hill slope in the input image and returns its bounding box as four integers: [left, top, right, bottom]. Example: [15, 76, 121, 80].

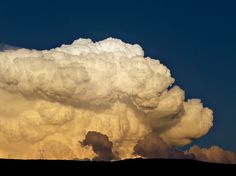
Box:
[0, 158, 235, 175]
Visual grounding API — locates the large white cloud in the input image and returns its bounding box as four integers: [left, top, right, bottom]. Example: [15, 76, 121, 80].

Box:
[0, 38, 213, 160]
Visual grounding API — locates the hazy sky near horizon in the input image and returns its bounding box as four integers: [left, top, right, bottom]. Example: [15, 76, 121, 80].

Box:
[0, 0, 236, 152]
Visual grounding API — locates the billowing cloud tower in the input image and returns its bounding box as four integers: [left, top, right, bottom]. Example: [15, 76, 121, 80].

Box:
[0, 38, 213, 160]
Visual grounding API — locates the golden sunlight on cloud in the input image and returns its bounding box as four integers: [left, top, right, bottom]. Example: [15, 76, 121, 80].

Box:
[0, 38, 213, 160]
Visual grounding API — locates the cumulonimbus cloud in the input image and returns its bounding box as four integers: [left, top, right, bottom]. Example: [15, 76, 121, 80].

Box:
[0, 38, 213, 160]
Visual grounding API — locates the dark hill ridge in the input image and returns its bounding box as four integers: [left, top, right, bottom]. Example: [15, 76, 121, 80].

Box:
[0, 158, 235, 175]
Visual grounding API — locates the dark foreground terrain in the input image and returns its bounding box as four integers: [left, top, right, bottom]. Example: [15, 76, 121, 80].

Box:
[0, 158, 235, 175]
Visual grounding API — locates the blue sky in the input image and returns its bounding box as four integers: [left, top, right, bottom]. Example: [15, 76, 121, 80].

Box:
[0, 0, 236, 152]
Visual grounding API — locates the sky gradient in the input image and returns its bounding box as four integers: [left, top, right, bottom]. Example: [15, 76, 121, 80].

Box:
[0, 0, 236, 152]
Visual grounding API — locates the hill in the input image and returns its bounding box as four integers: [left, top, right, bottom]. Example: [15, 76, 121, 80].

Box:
[0, 158, 235, 175]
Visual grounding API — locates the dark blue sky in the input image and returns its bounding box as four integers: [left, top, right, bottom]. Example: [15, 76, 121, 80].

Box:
[0, 0, 236, 152]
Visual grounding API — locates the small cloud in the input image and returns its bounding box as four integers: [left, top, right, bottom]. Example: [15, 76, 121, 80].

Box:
[81, 131, 119, 161]
[185, 145, 236, 164]
[133, 133, 192, 159]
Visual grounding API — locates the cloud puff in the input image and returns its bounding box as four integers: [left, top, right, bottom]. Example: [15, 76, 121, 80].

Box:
[0, 38, 213, 160]
[133, 133, 193, 159]
[160, 99, 213, 146]
[81, 131, 118, 161]
[133, 133, 176, 158]
[185, 145, 236, 164]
